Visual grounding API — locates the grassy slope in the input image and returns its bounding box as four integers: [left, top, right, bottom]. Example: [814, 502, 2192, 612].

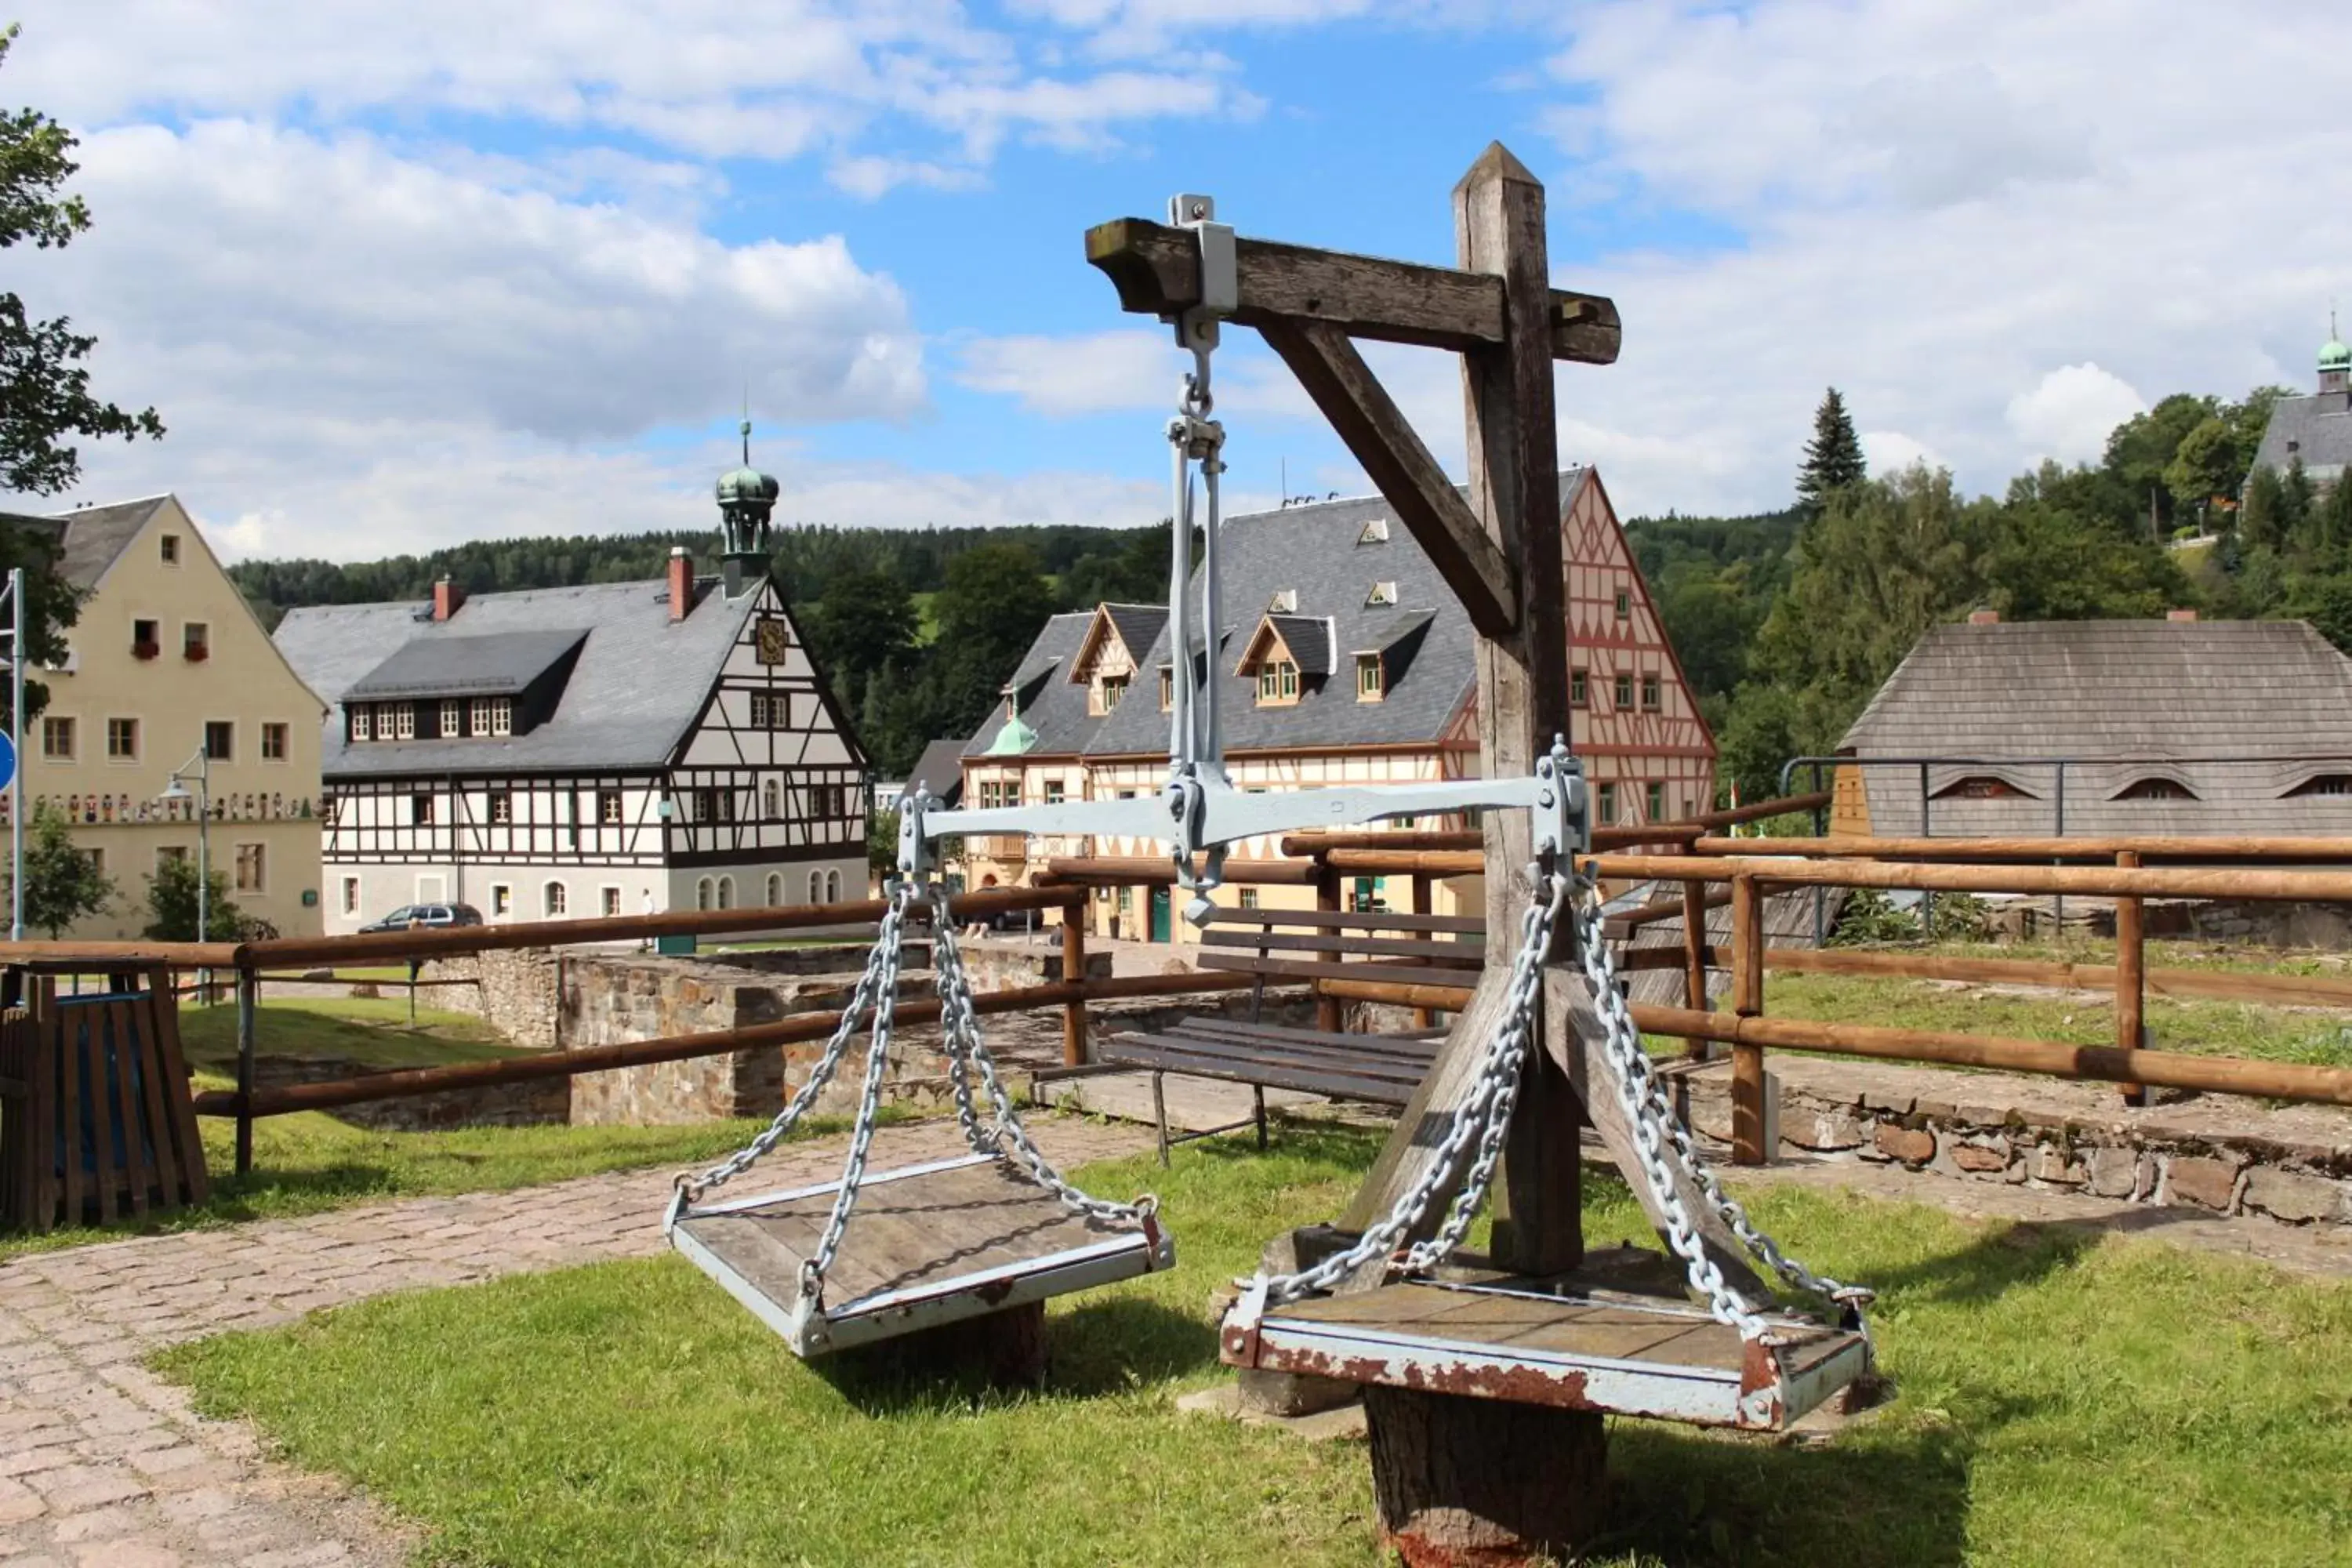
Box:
[158, 1127, 2352, 1568]
[178, 996, 533, 1073]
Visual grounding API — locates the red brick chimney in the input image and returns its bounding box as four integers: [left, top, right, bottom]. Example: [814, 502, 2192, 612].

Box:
[432, 577, 465, 622]
[2167, 608, 2198, 622]
[668, 546, 695, 622]
[1967, 608, 1999, 625]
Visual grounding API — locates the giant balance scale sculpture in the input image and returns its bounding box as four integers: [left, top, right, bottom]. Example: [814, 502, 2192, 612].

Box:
[663, 144, 1874, 1564]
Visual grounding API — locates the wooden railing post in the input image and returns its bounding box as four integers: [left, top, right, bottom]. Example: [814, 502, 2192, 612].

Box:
[1060, 898, 1089, 1069]
[1312, 856, 1344, 1034]
[2116, 850, 2145, 1107]
[1679, 844, 1709, 1060]
[1410, 872, 1436, 1029]
[1730, 873, 1768, 1165]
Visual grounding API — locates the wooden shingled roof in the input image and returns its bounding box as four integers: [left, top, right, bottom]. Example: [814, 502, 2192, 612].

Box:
[1838, 618, 2352, 837]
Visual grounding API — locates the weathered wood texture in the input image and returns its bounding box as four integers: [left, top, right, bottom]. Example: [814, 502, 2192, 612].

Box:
[1084, 218, 1621, 363]
[1258, 318, 1518, 638]
[1729, 874, 1768, 1165]
[2116, 850, 2146, 1107]
[1365, 1388, 1608, 1566]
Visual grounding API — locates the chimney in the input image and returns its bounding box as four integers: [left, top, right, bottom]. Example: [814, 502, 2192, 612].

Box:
[432, 577, 465, 622]
[2167, 608, 2198, 622]
[1967, 608, 1999, 625]
[668, 546, 694, 622]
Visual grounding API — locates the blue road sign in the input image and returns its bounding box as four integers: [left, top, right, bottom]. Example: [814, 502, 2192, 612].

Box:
[0, 729, 15, 794]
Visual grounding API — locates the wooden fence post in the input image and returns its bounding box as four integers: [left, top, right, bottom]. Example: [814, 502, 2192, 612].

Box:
[1410, 872, 1436, 1029]
[1730, 873, 1768, 1165]
[1061, 898, 1089, 1069]
[2116, 850, 2145, 1107]
[1679, 851, 1709, 1061]
[1313, 858, 1345, 1034]
[234, 964, 258, 1176]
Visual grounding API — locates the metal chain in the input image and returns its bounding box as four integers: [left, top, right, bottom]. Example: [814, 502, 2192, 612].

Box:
[1254, 865, 1567, 1305]
[798, 882, 916, 1298]
[673, 887, 909, 1205]
[1572, 881, 1873, 1328]
[926, 885, 1156, 1225]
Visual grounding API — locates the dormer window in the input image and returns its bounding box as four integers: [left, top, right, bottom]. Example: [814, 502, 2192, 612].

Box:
[2288, 774, 2352, 797]
[351, 706, 372, 742]
[2114, 777, 2198, 801]
[439, 699, 463, 738]
[1366, 581, 1398, 607]
[1258, 659, 1300, 705]
[1356, 652, 1385, 701]
[1357, 518, 1389, 545]
[1269, 589, 1298, 613]
[159, 534, 180, 565]
[1094, 673, 1129, 716]
[1159, 666, 1174, 712]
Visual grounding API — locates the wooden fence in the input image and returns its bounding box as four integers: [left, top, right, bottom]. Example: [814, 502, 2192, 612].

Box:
[9, 792, 2352, 1182]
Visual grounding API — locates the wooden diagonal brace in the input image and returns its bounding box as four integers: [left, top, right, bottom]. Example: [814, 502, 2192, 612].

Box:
[1085, 219, 1622, 365]
[1258, 318, 1519, 641]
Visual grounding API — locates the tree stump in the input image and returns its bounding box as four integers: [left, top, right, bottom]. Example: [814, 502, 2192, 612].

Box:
[1364, 1387, 1607, 1566]
[840, 1301, 1048, 1388]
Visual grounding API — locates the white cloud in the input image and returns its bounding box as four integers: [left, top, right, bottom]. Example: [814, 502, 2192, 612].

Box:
[2006, 364, 2147, 466]
[1859, 431, 1945, 478]
[951, 329, 1317, 422]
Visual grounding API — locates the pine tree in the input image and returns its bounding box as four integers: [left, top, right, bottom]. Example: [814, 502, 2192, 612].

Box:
[1796, 388, 1867, 511]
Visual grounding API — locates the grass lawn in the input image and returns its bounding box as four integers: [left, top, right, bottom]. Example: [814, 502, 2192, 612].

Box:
[158, 1123, 2352, 1568]
[1766, 967, 2352, 1070]
[178, 996, 531, 1073]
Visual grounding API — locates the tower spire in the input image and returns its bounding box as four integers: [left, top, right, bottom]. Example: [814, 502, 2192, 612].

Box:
[715, 406, 781, 597]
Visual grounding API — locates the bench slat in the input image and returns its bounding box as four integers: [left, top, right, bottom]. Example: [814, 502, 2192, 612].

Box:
[1197, 952, 1489, 989]
[1098, 1040, 1422, 1105]
[1108, 1029, 1433, 1083]
[1204, 908, 1486, 935]
[1169, 1017, 1443, 1064]
[1199, 930, 1485, 964]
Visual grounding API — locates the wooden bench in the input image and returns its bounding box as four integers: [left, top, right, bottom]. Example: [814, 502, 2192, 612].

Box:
[1103, 907, 1483, 1162]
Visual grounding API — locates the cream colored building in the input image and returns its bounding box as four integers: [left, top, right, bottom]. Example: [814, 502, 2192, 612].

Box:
[0, 495, 328, 939]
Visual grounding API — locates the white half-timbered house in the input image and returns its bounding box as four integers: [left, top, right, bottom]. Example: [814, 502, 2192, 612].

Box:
[274, 448, 868, 932]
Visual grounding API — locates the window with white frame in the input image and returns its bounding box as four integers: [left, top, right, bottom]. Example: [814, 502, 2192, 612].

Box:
[340, 876, 360, 915]
[492, 884, 513, 916]
[440, 699, 463, 737]
[807, 869, 822, 902]
[543, 881, 567, 916]
[261, 722, 289, 760]
[601, 886, 621, 916]
[764, 873, 782, 906]
[351, 706, 373, 741]
[717, 876, 734, 910]
[696, 877, 713, 910]
[234, 842, 265, 892]
[825, 869, 841, 902]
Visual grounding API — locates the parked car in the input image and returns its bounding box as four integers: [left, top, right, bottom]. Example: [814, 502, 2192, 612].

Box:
[356, 902, 484, 934]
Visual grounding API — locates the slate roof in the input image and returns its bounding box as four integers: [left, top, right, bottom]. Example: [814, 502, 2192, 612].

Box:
[1838, 619, 2352, 835]
[964, 476, 1587, 764]
[343, 630, 587, 701]
[2250, 390, 2352, 485]
[275, 575, 759, 779]
[1102, 604, 1168, 669]
[898, 738, 969, 808]
[0, 495, 169, 590]
[964, 611, 1099, 759]
[1259, 614, 1337, 678]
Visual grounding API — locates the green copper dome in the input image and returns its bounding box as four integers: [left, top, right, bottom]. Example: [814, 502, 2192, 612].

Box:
[983, 710, 1038, 756]
[716, 419, 781, 509]
[2323, 337, 2352, 373]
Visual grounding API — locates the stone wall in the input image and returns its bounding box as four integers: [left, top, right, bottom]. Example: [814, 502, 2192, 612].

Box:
[419, 949, 562, 1048]
[249, 1055, 568, 1132]
[1682, 1061, 2352, 1230]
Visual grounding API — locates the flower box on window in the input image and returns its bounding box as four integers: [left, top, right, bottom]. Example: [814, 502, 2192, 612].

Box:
[132, 641, 159, 661]
[183, 644, 209, 662]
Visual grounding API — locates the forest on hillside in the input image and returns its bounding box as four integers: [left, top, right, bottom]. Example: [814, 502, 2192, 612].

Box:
[227, 380, 2352, 792]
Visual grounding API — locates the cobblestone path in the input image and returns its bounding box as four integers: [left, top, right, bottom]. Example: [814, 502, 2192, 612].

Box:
[0, 1119, 1153, 1566]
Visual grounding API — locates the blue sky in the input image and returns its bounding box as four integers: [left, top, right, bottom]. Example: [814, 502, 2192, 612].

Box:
[13, 1, 2352, 560]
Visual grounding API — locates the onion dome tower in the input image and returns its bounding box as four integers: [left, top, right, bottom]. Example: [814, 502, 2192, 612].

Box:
[717, 419, 781, 597]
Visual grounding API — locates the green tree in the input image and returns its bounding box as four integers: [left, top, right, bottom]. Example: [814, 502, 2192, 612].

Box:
[142, 853, 242, 942]
[9, 804, 113, 936]
[2161, 416, 2238, 524]
[2103, 393, 2216, 539]
[2281, 456, 2315, 538]
[931, 543, 1055, 701]
[2241, 463, 2287, 550]
[800, 565, 918, 722]
[1795, 387, 1867, 511]
[0, 24, 163, 496]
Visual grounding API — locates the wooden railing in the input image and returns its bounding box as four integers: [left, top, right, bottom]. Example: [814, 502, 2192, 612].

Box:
[11, 789, 2352, 1183]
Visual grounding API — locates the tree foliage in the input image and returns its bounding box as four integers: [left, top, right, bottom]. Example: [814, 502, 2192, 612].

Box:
[141, 853, 245, 942]
[0, 24, 163, 497]
[9, 804, 114, 936]
[1795, 387, 1866, 512]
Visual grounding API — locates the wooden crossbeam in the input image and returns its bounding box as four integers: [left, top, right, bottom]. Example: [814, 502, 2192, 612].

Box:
[1085, 219, 1621, 364]
[1258, 318, 1519, 638]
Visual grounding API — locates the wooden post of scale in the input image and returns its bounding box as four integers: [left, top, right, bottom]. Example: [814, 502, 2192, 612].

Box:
[1061, 898, 1089, 1069]
[1410, 873, 1436, 1029]
[1681, 852, 1711, 1058]
[1086, 143, 1624, 1562]
[2116, 850, 2146, 1107]
[1313, 862, 1345, 1035]
[1730, 873, 1769, 1165]
[1361, 146, 1603, 1567]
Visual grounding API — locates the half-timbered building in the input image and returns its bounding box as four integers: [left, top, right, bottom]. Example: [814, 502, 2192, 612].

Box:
[961, 467, 1714, 942]
[274, 447, 867, 932]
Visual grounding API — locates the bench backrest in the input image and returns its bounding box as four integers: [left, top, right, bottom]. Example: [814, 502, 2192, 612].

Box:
[1193, 907, 1486, 1021]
